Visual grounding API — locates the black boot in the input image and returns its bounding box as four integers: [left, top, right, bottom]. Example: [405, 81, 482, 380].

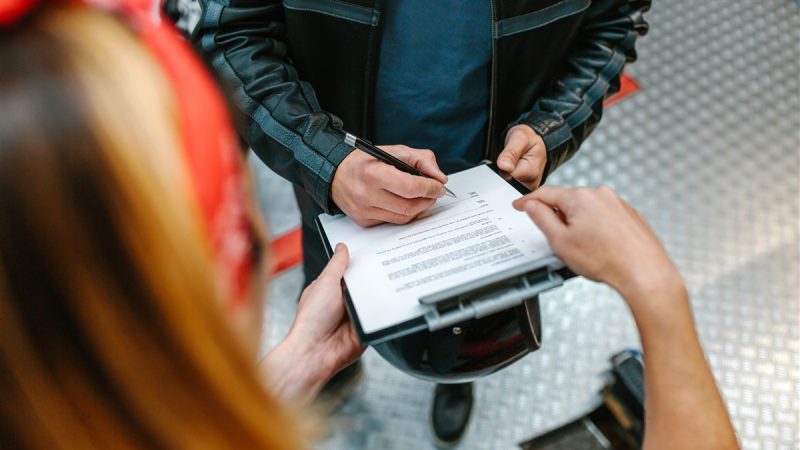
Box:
[431, 382, 474, 448]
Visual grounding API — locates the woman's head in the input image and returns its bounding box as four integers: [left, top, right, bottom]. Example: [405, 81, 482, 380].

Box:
[0, 3, 297, 448]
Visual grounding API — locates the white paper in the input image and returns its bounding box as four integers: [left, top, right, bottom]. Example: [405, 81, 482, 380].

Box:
[318, 165, 552, 334]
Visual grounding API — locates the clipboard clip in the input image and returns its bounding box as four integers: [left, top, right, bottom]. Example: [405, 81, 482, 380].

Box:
[419, 257, 566, 332]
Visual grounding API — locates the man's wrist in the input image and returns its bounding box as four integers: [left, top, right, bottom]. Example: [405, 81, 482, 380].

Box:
[323, 142, 356, 215]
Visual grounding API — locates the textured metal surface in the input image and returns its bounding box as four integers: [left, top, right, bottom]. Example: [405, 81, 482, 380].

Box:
[254, 0, 800, 448]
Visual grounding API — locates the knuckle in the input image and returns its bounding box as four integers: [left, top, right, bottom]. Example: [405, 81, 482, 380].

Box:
[351, 186, 368, 204]
[386, 214, 405, 225]
[398, 215, 414, 225]
[575, 188, 592, 200]
[409, 200, 429, 216]
[422, 181, 436, 197]
[401, 178, 419, 197]
[399, 202, 414, 217]
[362, 163, 378, 183]
[430, 179, 444, 194]
[596, 185, 616, 197]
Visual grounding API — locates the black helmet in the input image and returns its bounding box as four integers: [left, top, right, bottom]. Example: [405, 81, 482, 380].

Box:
[374, 296, 543, 383]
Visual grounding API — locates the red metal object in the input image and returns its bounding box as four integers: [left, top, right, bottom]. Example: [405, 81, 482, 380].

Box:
[268, 228, 303, 275]
[604, 73, 640, 107]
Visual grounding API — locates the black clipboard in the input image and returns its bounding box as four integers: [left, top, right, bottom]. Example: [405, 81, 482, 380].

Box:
[315, 162, 571, 346]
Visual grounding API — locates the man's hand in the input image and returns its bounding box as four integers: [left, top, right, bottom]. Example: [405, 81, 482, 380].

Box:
[260, 244, 364, 404]
[497, 125, 547, 190]
[512, 186, 680, 298]
[332, 145, 448, 227]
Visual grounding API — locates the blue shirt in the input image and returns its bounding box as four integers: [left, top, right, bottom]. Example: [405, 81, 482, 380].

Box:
[373, 0, 492, 172]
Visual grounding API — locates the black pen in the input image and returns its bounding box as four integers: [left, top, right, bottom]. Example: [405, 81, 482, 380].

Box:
[343, 132, 456, 198]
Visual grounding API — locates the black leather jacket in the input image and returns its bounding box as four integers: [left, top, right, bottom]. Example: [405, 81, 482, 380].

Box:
[193, 0, 649, 216]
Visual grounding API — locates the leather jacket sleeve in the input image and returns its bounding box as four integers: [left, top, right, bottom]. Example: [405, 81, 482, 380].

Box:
[191, 0, 353, 214]
[509, 0, 651, 182]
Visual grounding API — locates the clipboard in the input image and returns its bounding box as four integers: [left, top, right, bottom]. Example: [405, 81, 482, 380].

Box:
[316, 162, 573, 346]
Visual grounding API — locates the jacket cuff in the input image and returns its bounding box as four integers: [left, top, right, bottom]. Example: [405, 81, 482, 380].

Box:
[315, 138, 354, 215]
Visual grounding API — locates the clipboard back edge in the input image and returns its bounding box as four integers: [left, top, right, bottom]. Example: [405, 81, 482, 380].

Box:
[314, 216, 431, 346]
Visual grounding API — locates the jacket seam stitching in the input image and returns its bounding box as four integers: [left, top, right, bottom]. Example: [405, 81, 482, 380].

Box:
[532, 31, 634, 153]
[202, 6, 334, 207]
[283, 0, 376, 26]
[494, 0, 590, 39]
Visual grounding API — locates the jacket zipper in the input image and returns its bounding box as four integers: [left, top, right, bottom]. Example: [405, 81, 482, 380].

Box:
[363, 0, 383, 138]
[484, 0, 497, 160]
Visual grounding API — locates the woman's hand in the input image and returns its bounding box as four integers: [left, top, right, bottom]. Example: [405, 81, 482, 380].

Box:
[514, 186, 739, 450]
[290, 243, 364, 376]
[515, 187, 739, 450]
[512, 186, 681, 299]
[261, 244, 365, 404]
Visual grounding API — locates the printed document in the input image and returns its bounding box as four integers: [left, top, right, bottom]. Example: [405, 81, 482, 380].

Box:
[318, 164, 552, 334]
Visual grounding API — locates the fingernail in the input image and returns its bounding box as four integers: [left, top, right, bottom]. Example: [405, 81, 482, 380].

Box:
[335, 242, 344, 251]
[437, 187, 446, 198]
[523, 201, 538, 214]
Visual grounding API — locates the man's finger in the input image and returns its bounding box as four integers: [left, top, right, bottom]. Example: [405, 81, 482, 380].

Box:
[383, 146, 448, 184]
[320, 243, 350, 280]
[380, 166, 445, 199]
[373, 189, 435, 217]
[510, 157, 543, 188]
[512, 185, 571, 211]
[353, 218, 382, 228]
[364, 206, 418, 225]
[408, 150, 448, 184]
[522, 200, 566, 241]
[497, 131, 527, 173]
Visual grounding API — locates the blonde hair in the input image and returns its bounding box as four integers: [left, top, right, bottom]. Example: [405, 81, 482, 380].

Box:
[0, 7, 302, 449]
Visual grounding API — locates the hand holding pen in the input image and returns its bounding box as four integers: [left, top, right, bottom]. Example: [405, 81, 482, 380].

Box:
[344, 133, 456, 198]
[331, 133, 453, 227]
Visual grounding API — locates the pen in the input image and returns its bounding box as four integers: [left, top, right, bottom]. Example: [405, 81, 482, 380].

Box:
[343, 132, 456, 198]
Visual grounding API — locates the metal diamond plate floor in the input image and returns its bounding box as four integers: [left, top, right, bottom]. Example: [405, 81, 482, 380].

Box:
[254, 0, 800, 448]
